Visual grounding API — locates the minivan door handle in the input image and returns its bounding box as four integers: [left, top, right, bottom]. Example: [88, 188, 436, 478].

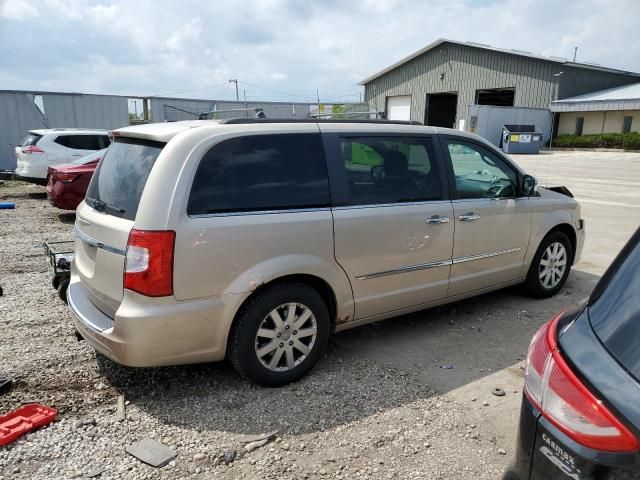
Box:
[458, 212, 480, 222]
[425, 215, 450, 224]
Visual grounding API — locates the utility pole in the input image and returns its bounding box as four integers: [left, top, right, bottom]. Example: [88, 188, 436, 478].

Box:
[573, 46, 578, 62]
[229, 79, 239, 102]
[244, 89, 248, 117]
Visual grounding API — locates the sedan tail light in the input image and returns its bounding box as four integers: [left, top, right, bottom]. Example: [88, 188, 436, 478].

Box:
[21, 145, 44, 154]
[54, 172, 80, 183]
[524, 312, 639, 452]
[124, 230, 175, 297]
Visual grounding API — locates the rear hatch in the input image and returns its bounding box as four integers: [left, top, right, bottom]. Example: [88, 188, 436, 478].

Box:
[74, 137, 165, 316]
[588, 228, 640, 381]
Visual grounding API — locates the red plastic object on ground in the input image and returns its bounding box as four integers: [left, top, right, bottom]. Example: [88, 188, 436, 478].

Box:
[0, 404, 57, 446]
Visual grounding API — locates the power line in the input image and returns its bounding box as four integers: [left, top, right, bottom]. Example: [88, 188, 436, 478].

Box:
[237, 80, 317, 102]
[150, 82, 230, 98]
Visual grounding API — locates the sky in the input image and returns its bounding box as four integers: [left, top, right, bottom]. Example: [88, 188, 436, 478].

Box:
[1, 0, 639, 104]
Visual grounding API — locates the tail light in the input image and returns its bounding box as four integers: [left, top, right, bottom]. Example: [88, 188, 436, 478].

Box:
[54, 172, 80, 183]
[124, 230, 175, 297]
[21, 145, 44, 154]
[524, 312, 639, 452]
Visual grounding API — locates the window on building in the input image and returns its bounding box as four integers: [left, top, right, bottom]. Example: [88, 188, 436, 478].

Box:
[188, 133, 330, 215]
[575, 117, 584, 136]
[622, 116, 633, 134]
[475, 88, 515, 107]
[336, 136, 442, 206]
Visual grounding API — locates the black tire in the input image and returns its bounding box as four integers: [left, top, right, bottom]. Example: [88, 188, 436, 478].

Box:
[228, 282, 330, 387]
[524, 230, 573, 298]
[57, 277, 70, 303]
[52, 275, 61, 290]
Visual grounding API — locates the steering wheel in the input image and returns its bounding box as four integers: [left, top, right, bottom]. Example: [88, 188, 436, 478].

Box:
[484, 184, 506, 198]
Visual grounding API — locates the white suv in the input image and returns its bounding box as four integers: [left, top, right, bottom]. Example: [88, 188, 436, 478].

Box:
[15, 129, 110, 184]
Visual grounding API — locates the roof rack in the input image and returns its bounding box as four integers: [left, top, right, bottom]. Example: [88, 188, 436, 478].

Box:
[219, 118, 423, 125]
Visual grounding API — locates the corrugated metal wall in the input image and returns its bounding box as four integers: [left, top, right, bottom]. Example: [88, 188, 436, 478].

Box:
[363, 42, 638, 126]
[1, 91, 368, 171]
[150, 98, 369, 121]
[150, 98, 316, 121]
[0, 91, 128, 170]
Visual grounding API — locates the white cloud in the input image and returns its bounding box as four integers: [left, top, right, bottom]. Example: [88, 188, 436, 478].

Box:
[1, 0, 639, 102]
[0, 0, 38, 19]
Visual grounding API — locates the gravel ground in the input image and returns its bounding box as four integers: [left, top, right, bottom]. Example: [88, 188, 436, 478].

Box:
[0, 180, 511, 479]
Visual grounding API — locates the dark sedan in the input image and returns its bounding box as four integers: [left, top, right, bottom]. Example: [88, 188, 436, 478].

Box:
[507, 227, 640, 479]
[46, 149, 106, 210]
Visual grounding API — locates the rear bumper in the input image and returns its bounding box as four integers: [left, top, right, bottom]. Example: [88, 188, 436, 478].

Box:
[68, 273, 247, 367]
[47, 181, 83, 210]
[507, 394, 640, 479]
[15, 160, 48, 181]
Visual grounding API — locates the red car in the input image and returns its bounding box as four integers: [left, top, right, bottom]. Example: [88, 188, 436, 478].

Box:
[46, 149, 106, 210]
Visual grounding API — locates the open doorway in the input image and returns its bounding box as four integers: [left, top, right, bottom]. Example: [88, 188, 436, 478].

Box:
[425, 92, 458, 128]
[475, 88, 515, 106]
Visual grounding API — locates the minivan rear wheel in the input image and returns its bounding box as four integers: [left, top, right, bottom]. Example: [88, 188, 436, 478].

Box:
[524, 231, 573, 298]
[228, 282, 330, 387]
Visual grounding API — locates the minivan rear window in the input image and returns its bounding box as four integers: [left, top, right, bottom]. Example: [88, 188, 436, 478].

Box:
[188, 133, 330, 215]
[86, 137, 165, 221]
[589, 229, 640, 381]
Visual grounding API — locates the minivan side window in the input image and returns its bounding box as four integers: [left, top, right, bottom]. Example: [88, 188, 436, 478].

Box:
[337, 136, 442, 206]
[446, 139, 516, 199]
[188, 133, 330, 215]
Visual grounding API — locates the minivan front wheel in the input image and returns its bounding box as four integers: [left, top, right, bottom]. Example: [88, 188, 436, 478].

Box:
[524, 231, 573, 298]
[228, 282, 330, 387]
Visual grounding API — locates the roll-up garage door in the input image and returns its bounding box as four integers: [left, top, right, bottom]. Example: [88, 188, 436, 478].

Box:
[386, 96, 411, 121]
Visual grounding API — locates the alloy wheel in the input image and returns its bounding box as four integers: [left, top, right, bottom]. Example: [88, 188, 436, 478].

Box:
[539, 241, 568, 289]
[254, 303, 318, 372]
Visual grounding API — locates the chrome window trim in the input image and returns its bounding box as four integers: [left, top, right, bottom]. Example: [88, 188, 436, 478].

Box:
[356, 247, 521, 280]
[333, 200, 451, 211]
[74, 227, 126, 256]
[189, 207, 331, 218]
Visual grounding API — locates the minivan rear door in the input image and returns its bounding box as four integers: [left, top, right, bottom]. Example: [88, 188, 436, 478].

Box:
[323, 131, 453, 320]
[74, 137, 164, 316]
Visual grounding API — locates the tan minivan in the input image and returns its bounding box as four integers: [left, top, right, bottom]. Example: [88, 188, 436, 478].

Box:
[69, 119, 584, 386]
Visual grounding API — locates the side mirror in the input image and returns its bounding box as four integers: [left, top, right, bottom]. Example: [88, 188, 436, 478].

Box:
[522, 174, 538, 196]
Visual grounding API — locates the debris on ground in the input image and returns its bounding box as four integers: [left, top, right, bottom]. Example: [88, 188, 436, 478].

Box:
[125, 438, 177, 468]
[440, 365, 454, 369]
[491, 388, 506, 397]
[86, 466, 106, 478]
[0, 404, 57, 446]
[0, 377, 12, 396]
[115, 394, 125, 422]
[222, 449, 237, 464]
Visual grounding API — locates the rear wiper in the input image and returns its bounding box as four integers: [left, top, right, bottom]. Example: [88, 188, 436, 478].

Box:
[87, 197, 125, 214]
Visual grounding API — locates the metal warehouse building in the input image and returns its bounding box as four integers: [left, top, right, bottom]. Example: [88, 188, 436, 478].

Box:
[361, 39, 640, 131]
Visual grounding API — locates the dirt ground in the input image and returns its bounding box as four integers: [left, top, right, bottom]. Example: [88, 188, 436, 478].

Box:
[0, 151, 638, 479]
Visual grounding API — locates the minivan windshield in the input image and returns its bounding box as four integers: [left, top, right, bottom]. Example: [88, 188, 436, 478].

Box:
[85, 137, 165, 221]
[589, 228, 640, 381]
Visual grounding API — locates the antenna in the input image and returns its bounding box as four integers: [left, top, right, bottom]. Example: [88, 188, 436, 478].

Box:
[573, 46, 578, 62]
